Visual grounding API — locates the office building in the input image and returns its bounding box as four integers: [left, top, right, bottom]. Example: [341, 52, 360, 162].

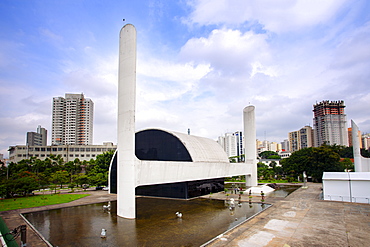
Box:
[26, 125, 47, 146]
[313, 100, 348, 147]
[52, 93, 94, 145]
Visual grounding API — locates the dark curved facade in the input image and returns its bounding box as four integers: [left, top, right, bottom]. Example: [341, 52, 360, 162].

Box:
[135, 129, 192, 161]
[109, 129, 225, 199]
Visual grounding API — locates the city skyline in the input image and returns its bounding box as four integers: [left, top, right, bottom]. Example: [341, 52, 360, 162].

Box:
[1, 1, 370, 157]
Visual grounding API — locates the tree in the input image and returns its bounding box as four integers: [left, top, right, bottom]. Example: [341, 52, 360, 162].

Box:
[340, 158, 354, 172]
[51, 170, 69, 189]
[259, 151, 279, 159]
[281, 145, 343, 182]
[7, 171, 39, 197]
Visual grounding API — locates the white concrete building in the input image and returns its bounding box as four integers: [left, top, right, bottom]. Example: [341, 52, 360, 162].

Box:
[112, 24, 258, 219]
[8, 142, 116, 163]
[323, 120, 370, 204]
[52, 93, 94, 145]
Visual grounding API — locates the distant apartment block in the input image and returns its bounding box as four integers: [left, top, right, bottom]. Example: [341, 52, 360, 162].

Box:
[52, 93, 94, 145]
[281, 139, 290, 152]
[218, 131, 244, 160]
[348, 127, 362, 148]
[362, 133, 370, 150]
[313, 100, 348, 147]
[289, 126, 313, 152]
[8, 142, 116, 163]
[26, 125, 47, 146]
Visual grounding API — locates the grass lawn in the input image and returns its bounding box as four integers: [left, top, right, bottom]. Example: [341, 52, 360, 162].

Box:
[0, 194, 90, 211]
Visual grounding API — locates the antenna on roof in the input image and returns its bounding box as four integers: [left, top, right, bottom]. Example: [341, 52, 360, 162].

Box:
[188, 128, 190, 135]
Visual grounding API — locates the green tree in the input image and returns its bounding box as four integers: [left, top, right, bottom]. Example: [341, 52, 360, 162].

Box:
[281, 145, 343, 182]
[259, 151, 279, 159]
[51, 170, 70, 189]
[340, 158, 354, 172]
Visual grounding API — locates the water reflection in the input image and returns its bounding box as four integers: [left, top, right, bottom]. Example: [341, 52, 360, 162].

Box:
[24, 198, 267, 247]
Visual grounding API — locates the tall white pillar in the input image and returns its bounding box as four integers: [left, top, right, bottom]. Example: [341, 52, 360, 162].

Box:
[243, 106, 258, 186]
[352, 120, 362, 172]
[117, 24, 137, 218]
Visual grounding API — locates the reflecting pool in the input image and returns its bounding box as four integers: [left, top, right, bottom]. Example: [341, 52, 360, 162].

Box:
[24, 198, 268, 247]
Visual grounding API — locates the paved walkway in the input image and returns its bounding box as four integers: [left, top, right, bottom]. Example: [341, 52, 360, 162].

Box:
[2, 184, 370, 246]
[205, 183, 370, 247]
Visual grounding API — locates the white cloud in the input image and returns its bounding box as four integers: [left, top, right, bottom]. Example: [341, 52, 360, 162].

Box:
[186, 0, 349, 33]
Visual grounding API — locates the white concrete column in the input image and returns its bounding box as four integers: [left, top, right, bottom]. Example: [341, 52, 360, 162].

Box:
[243, 106, 258, 186]
[352, 120, 362, 172]
[117, 24, 137, 219]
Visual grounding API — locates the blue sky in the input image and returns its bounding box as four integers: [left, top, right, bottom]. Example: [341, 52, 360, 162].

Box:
[1, 0, 370, 157]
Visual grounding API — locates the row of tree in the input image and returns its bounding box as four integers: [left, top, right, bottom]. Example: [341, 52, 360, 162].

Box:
[258, 144, 368, 182]
[0, 151, 114, 198]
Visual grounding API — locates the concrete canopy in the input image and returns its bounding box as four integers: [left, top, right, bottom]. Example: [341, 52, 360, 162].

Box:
[135, 128, 229, 163]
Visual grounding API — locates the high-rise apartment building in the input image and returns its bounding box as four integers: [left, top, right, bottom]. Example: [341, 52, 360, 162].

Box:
[217, 131, 244, 161]
[313, 100, 348, 147]
[52, 93, 94, 145]
[27, 125, 47, 146]
[288, 126, 313, 152]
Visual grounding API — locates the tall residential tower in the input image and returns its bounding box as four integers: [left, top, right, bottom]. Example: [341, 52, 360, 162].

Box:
[313, 100, 348, 147]
[52, 93, 94, 145]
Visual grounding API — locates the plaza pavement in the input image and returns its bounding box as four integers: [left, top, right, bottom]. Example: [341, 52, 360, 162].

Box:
[1, 183, 370, 246]
[205, 183, 370, 247]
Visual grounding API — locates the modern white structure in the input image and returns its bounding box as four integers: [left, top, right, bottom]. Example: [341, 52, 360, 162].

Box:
[113, 24, 258, 219]
[52, 93, 94, 145]
[322, 120, 370, 203]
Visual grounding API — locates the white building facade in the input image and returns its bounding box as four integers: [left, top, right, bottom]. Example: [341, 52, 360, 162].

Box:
[8, 142, 116, 163]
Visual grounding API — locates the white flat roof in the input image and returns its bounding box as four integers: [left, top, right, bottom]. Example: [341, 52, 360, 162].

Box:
[323, 172, 370, 181]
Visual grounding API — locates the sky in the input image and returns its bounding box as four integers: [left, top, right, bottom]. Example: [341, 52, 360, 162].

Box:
[1, 0, 370, 158]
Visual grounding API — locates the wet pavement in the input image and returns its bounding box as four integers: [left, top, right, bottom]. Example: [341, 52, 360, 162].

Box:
[1, 183, 370, 246]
